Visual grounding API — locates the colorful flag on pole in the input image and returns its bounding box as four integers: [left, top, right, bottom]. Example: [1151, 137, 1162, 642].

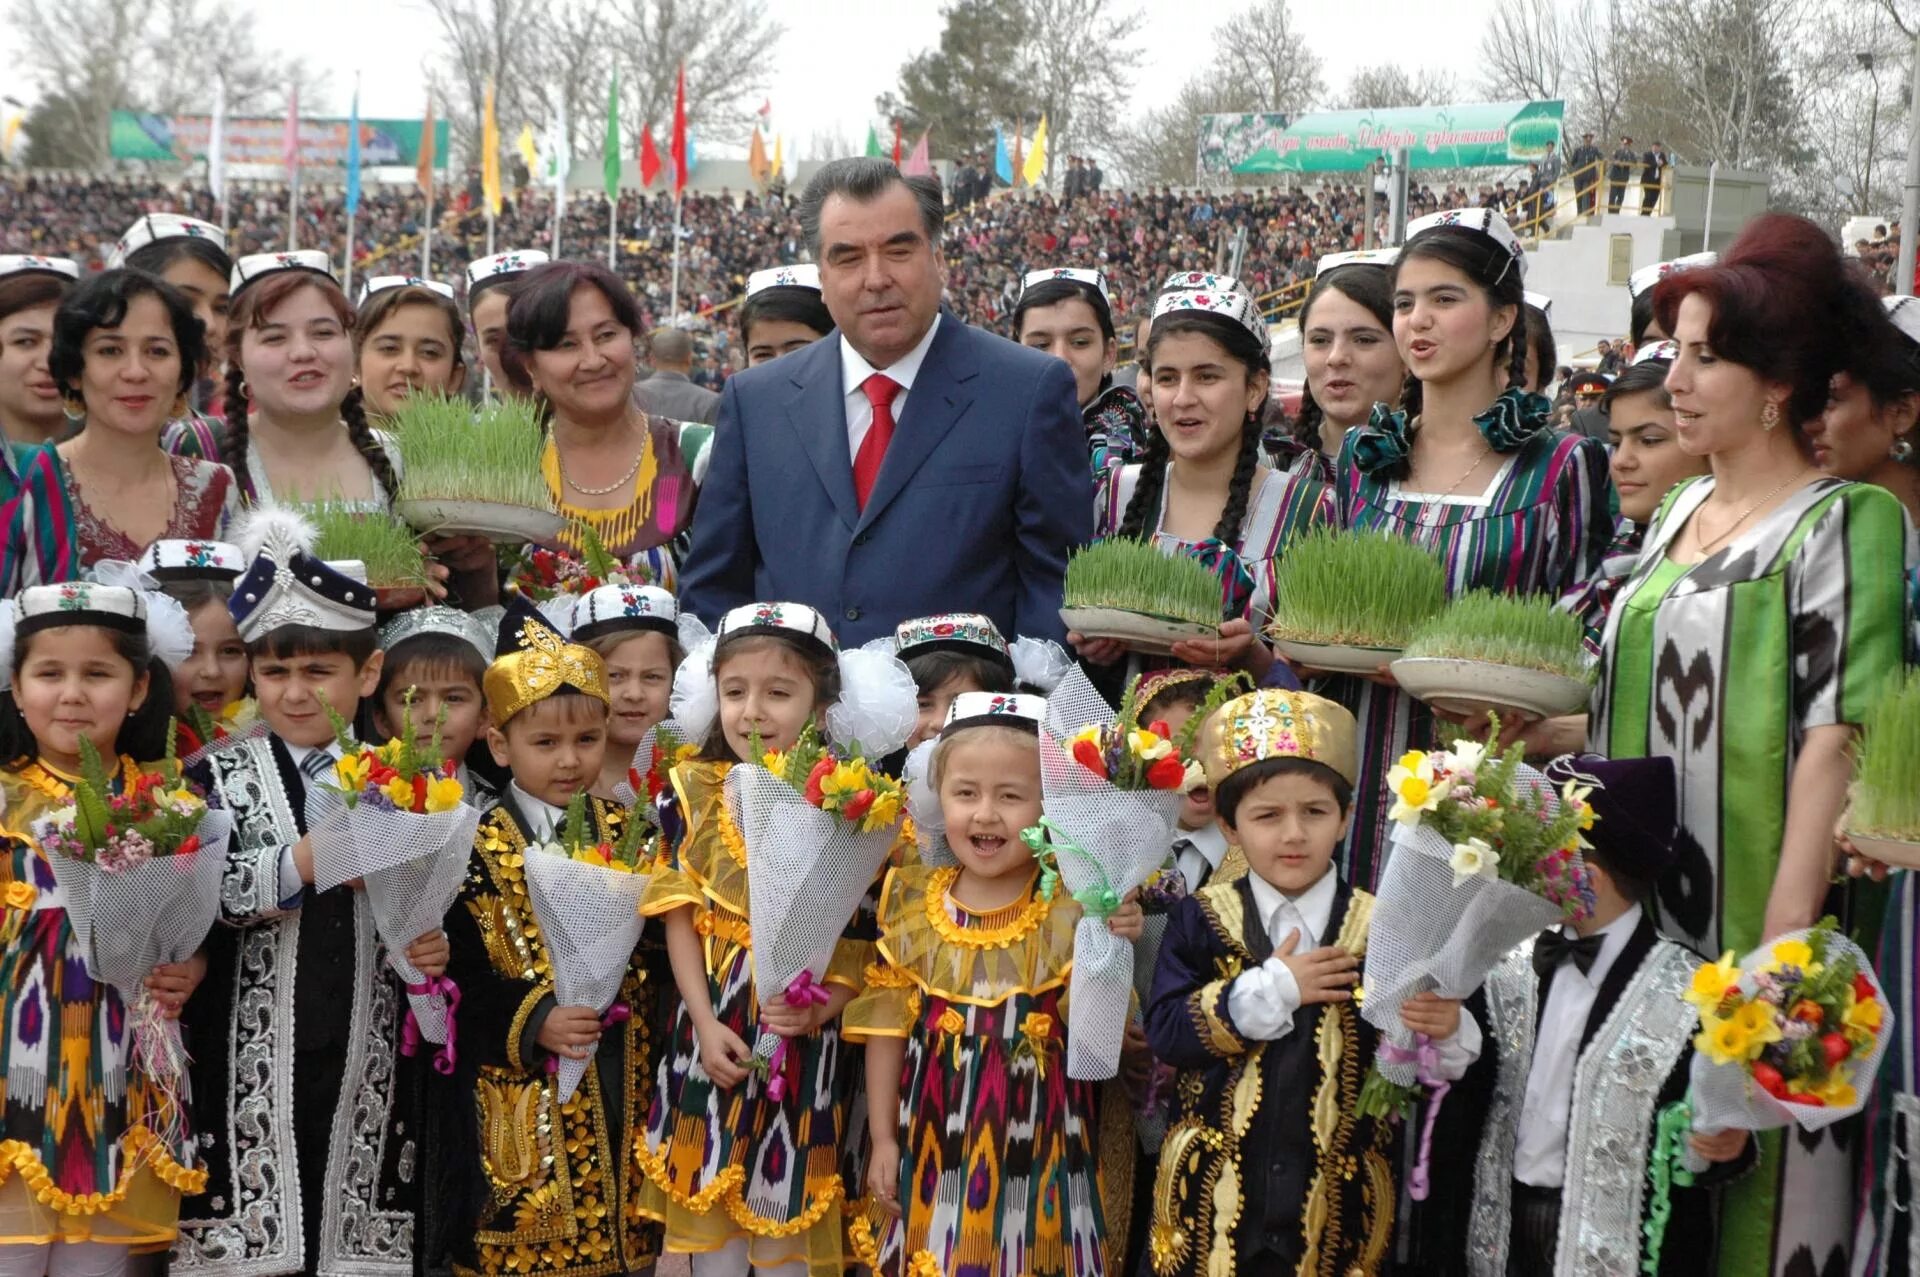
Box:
[670, 64, 689, 195]
[603, 69, 621, 198]
[417, 93, 437, 198]
[902, 130, 932, 177]
[1023, 114, 1048, 186]
[1011, 121, 1024, 188]
[516, 124, 538, 179]
[282, 83, 300, 177]
[865, 124, 882, 158]
[771, 133, 783, 182]
[208, 77, 227, 201]
[553, 95, 568, 195]
[481, 82, 501, 212]
[748, 128, 769, 185]
[992, 123, 1011, 186]
[891, 120, 902, 166]
[344, 82, 362, 215]
[1, 114, 22, 165]
[639, 124, 662, 187]
[757, 98, 771, 121]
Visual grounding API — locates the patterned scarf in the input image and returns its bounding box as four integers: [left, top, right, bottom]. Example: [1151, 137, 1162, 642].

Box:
[1351, 386, 1554, 476]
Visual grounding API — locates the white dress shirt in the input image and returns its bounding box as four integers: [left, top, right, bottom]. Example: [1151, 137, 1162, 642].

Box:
[1514, 904, 1643, 1188]
[1172, 823, 1229, 894]
[510, 782, 569, 843]
[278, 741, 339, 902]
[839, 313, 942, 458]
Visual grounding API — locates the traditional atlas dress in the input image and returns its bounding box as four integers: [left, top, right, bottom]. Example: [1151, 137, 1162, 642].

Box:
[1095, 461, 1334, 635]
[439, 794, 660, 1277]
[1591, 476, 1914, 1277]
[1141, 873, 1390, 1276]
[844, 863, 1103, 1277]
[162, 408, 230, 466]
[1861, 866, 1920, 1276]
[63, 453, 240, 570]
[174, 734, 424, 1276]
[1559, 517, 1645, 660]
[1083, 384, 1146, 476]
[0, 756, 205, 1251]
[1332, 413, 1612, 890]
[635, 760, 867, 1277]
[529, 417, 707, 594]
[1, 440, 76, 592]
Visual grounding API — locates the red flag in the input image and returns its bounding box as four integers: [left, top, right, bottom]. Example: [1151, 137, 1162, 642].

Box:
[891, 120, 902, 166]
[670, 65, 689, 195]
[283, 83, 300, 174]
[639, 124, 662, 187]
[902, 130, 933, 177]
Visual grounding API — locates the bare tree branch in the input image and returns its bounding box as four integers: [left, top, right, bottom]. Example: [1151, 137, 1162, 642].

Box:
[1215, 0, 1325, 117]
[1477, 0, 1566, 102]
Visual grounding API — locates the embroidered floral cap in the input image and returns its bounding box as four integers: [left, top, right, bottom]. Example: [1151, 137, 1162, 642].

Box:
[10, 582, 147, 638]
[1883, 295, 1920, 347]
[941, 691, 1047, 737]
[1019, 266, 1111, 308]
[569, 583, 680, 643]
[1196, 689, 1357, 789]
[716, 600, 838, 658]
[229, 250, 336, 298]
[357, 275, 457, 306]
[745, 264, 821, 297]
[106, 214, 227, 269]
[1150, 276, 1269, 353]
[893, 612, 1010, 665]
[464, 249, 550, 294]
[0, 254, 80, 283]
[227, 507, 376, 643]
[1315, 248, 1398, 276]
[1524, 290, 1553, 317]
[1626, 250, 1717, 301]
[378, 605, 492, 662]
[137, 538, 245, 583]
[484, 596, 610, 728]
[1630, 340, 1678, 368]
[1405, 207, 1526, 282]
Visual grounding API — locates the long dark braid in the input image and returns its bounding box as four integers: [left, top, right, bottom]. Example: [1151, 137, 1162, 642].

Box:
[1213, 411, 1262, 544]
[1116, 410, 1171, 540]
[340, 386, 402, 499]
[1504, 305, 1530, 390]
[223, 363, 254, 496]
[1292, 390, 1326, 454]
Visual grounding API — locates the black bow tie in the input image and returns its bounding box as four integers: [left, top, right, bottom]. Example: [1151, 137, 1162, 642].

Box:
[1533, 930, 1605, 978]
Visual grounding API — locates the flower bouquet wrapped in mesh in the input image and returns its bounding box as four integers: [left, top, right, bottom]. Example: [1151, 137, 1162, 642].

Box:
[305, 694, 480, 1067]
[522, 792, 653, 1102]
[1359, 722, 1597, 1129]
[1640, 919, 1893, 1268]
[732, 722, 908, 1096]
[178, 695, 263, 767]
[34, 732, 234, 1121]
[1033, 665, 1188, 1080]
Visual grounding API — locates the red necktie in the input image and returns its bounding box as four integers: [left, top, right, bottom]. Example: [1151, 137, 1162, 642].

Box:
[853, 373, 900, 511]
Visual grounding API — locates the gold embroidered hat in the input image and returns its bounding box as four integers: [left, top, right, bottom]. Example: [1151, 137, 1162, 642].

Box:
[1196, 689, 1358, 789]
[484, 596, 610, 728]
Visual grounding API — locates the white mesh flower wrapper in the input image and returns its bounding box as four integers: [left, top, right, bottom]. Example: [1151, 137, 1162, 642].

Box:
[729, 765, 898, 1063]
[365, 825, 479, 1045]
[1361, 816, 1567, 1086]
[46, 807, 234, 992]
[1042, 667, 1185, 1080]
[522, 853, 650, 1102]
[1686, 927, 1893, 1139]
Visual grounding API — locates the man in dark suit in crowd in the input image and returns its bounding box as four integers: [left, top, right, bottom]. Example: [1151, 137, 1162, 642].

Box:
[1608, 136, 1635, 213]
[1640, 141, 1668, 215]
[633, 328, 720, 424]
[1569, 132, 1602, 215]
[1087, 155, 1104, 195]
[680, 157, 1091, 645]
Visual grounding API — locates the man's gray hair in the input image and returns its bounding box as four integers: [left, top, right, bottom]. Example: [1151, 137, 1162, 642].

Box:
[799, 157, 944, 255]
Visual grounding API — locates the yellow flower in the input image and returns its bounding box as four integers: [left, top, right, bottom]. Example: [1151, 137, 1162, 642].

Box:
[762, 749, 787, 774]
[382, 776, 418, 809]
[1386, 753, 1442, 825]
[424, 775, 464, 814]
[334, 754, 372, 792]
[937, 1006, 965, 1035]
[376, 739, 408, 767]
[1397, 749, 1429, 773]
[1127, 728, 1172, 761]
[1695, 1011, 1753, 1066]
[1729, 999, 1782, 1058]
[221, 697, 259, 728]
[1844, 993, 1884, 1045]
[4, 881, 37, 911]
[1813, 1070, 1859, 1109]
[1685, 952, 1741, 1012]
[820, 761, 871, 804]
[1022, 1012, 1053, 1044]
[861, 787, 903, 832]
[1769, 938, 1814, 972]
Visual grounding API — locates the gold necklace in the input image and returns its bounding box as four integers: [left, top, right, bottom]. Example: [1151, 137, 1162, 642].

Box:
[1692, 468, 1811, 555]
[556, 420, 650, 497]
[1410, 421, 1494, 499]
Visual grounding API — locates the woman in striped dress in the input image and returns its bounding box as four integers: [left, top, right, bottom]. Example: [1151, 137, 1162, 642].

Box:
[1080, 272, 1333, 682]
[1329, 208, 1612, 890]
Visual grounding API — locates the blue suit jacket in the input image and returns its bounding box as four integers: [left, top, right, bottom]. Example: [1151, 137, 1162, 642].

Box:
[679, 315, 1093, 646]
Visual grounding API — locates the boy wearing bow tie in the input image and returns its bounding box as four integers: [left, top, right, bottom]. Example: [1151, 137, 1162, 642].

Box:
[1462, 754, 1751, 1276]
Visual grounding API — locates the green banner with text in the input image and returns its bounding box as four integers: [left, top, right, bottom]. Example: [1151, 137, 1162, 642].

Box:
[1200, 100, 1564, 175]
[110, 111, 449, 168]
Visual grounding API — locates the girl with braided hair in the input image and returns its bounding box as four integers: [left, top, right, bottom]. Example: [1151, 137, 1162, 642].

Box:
[1287, 250, 1404, 483]
[1328, 208, 1612, 893]
[218, 253, 401, 509]
[1073, 272, 1334, 681]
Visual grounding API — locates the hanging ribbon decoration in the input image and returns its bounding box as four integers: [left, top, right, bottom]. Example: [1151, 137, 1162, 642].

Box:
[1018, 818, 1119, 918]
[1641, 1098, 1697, 1273]
[1377, 1033, 1451, 1201]
[765, 970, 833, 1101]
[399, 976, 462, 1075]
[541, 1002, 630, 1076]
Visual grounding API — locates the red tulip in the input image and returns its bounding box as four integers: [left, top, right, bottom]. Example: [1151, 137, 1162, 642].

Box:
[843, 790, 876, 822]
[1071, 739, 1108, 779]
[1147, 720, 1171, 740]
[1822, 1032, 1852, 1069]
[804, 757, 834, 806]
[176, 835, 200, 858]
[1786, 1091, 1825, 1107]
[1751, 1062, 1787, 1097]
[412, 774, 428, 811]
[1146, 757, 1187, 790]
[1855, 973, 1877, 1003]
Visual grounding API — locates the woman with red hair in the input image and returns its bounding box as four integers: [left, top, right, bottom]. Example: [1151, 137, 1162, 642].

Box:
[1591, 213, 1915, 1277]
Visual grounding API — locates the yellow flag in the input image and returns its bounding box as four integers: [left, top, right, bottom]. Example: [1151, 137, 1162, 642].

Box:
[748, 127, 768, 184]
[516, 124, 539, 178]
[1022, 114, 1048, 186]
[480, 82, 501, 213]
[0, 114, 20, 162]
[771, 133, 783, 179]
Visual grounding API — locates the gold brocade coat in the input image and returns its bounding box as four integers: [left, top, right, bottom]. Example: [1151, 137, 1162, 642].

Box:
[441, 795, 660, 1277]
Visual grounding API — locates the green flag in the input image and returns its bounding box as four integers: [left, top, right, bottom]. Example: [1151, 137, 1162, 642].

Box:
[864, 124, 882, 158]
[603, 68, 621, 198]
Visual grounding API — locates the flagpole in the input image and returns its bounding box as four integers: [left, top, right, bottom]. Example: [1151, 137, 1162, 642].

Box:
[608, 194, 617, 269]
[422, 182, 434, 278]
[669, 190, 683, 317]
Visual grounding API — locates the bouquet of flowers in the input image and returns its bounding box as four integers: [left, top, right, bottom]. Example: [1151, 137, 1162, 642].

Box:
[179, 696, 263, 765]
[734, 721, 908, 1094]
[306, 694, 480, 1066]
[1642, 919, 1892, 1269]
[522, 793, 652, 1101]
[1359, 723, 1597, 1138]
[505, 522, 648, 604]
[1033, 665, 1188, 1079]
[35, 731, 233, 1100]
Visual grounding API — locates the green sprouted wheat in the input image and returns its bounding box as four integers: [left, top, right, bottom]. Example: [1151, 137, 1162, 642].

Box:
[1063, 540, 1222, 627]
[1269, 529, 1446, 648]
[387, 392, 557, 510]
[1852, 668, 1920, 838]
[1404, 591, 1592, 679]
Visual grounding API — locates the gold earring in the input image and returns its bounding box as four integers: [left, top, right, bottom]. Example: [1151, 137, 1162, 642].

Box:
[1762, 400, 1780, 431]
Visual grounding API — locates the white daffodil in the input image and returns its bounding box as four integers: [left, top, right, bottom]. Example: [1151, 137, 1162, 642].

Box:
[1449, 837, 1500, 887]
[1387, 753, 1443, 825]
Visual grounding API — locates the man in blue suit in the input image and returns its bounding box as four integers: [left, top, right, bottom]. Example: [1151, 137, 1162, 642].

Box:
[679, 157, 1092, 646]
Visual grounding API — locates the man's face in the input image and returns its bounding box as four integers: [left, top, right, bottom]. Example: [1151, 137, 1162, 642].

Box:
[816, 182, 945, 369]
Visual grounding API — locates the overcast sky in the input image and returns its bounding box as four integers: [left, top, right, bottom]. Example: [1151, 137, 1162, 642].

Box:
[5, 0, 1501, 160]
